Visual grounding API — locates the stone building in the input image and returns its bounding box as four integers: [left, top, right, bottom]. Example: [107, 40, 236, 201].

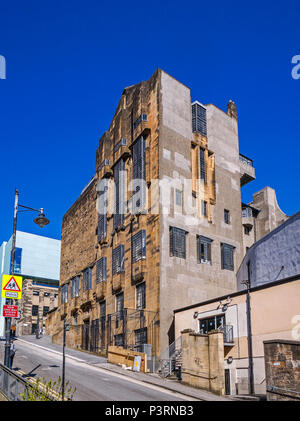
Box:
[50, 69, 259, 365]
[16, 277, 58, 336]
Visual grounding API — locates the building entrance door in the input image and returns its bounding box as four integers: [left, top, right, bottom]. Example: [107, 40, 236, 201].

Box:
[225, 369, 231, 395]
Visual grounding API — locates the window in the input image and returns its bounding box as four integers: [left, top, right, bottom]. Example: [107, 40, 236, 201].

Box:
[136, 283, 146, 310]
[11, 247, 22, 274]
[132, 230, 146, 263]
[192, 102, 207, 136]
[83, 268, 92, 291]
[74, 313, 78, 325]
[96, 257, 107, 283]
[200, 148, 206, 182]
[32, 305, 39, 316]
[43, 306, 50, 316]
[197, 236, 212, 264]
[135, 328, 147, 346]
[175, 189, 182, 206]
[114, 334, 124, 347]
[133, 113, 148, 130]
[44, 292, 50, 297]
[33, 290, 39, 296]
[98, 190, 107, 242]
[114, 138, 127, 153]
[71, 276, 80, 297]
[112, 245, 124, 275]
[116, 292, 124, 321]
[201, 200, 207, 216]
[113, 159, 125, 228]
[132, 136, 146, 212]
[199, 315, 224, 334]
[244, 226, 251, 235]
[170, 227, 187, 259]
[61, 284, 69, 304]
[100, 301, 106, 346]
[221, 243, 235, 271]
[224, 209, 230, 224]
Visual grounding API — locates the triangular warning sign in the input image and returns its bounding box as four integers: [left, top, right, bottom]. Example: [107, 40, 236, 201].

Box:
[3, 277, 21, 292]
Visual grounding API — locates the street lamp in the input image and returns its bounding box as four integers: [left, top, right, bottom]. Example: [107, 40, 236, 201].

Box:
[4, 189, 50, 367]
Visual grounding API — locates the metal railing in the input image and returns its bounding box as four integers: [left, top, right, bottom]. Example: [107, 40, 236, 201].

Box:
[0, 363, 33, 401]
[219, 325, 234, 344]
[242, 207, 253, 218]
[239, 154, 253, 167]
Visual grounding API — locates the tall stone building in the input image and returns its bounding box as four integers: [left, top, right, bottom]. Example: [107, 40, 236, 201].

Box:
[52, 69, 258, 364]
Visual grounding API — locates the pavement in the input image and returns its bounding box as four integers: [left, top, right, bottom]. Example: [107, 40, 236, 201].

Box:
[13, 335, 235, 401]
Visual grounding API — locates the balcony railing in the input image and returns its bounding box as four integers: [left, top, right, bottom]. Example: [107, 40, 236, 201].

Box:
[242, 207, 253, 218]
[218, 325, 234, 345]
[239, 153, 253, 167]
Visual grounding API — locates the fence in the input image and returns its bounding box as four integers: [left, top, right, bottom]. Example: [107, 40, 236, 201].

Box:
[0, 363, 36, 401]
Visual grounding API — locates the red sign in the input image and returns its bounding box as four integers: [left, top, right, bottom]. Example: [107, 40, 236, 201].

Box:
[3, 305, 19, 318]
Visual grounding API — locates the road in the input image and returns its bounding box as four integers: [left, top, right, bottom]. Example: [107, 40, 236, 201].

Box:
[0, 338, 195, 401]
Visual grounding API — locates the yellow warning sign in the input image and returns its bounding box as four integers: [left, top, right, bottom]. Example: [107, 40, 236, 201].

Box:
[2, 274, 23, 300]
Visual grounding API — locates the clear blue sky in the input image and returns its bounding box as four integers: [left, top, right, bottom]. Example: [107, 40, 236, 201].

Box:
[0, 0, 299, 242]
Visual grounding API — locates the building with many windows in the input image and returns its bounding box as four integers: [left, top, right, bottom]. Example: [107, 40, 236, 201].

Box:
[49, 69, 286, 369]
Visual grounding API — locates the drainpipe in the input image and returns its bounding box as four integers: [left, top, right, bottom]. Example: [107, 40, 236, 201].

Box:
[245, 262, 254, 395]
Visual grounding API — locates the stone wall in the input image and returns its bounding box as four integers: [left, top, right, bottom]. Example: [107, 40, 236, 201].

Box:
[181, 329, 225, 395]
[264, 340, 300, 401]
[108, 346, 148, 372]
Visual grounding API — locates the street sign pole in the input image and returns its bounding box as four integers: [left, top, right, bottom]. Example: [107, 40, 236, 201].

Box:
[4, 189, 18, 367]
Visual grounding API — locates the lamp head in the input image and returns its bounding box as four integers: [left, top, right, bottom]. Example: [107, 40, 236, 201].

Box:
[34, 208, 50, 228]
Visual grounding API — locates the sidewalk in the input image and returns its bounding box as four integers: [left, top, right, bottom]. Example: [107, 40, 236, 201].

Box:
[16, 335, 237, 401]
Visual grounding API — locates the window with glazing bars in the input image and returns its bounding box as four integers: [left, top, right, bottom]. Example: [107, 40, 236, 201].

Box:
[116, 292, 124, 321]
[98, 186, 107, 241]
[112, 245, 124, 275]
[132, 230, 146, 263]
[201, 200, 207, 216]
[170, 227, 187, 259]
[200, 148, 206, 182]
[114, 334, 124, 347]
[71, 276, 79, 298]
[32, 305, 39, 316]
[61, 284, 68, 304]
[96, 257, 107, 283]
[135, 327, 147, 346]
[221, 243, 235, 271]
[43, 306, 50, 316]
[192, 103, 207, 136]
[113, 159, 125, 228]
[197, 235, 212, 264]
[136, 282, 146, 310]
[82, 268, 92, 291]
[132, 136, 146, 212]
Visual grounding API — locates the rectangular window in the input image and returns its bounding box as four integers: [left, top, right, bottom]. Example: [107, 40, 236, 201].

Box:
[32, 305, 39, 316]
[170, 227, 187, 259]
[113, 159, 125, 228]
[43, 306, 50, 316]
[192, 102, 207, 136]
[114, 333, 124, 347]
[83, 268, 92, 291]
[132, 136, 146, 213]
[135, 327, 147, 346]
[244, 226, 251, 235]
[200, 148, 206, 182]
[199, 315, 225, 334]
[132, 230, 146, 263]
[197, 236, 212, 264]
[136, 282, 146, 310]
[112, 245, 124, 275]
[133, 114, 148, 130]
[96, 257, 107, 283]
[11, 247, 22, 274]
[61, 284, 69, 304]
[98, 193, 107, 242]
[221, 243, 235, 271]
[71, 276, 80, 297]
[116, 292, 124, 321]
[201, 200, 207, 216]
[33, 290, 39, 296]
[224, 209, 230, 224]
[44, 292, 50, 297]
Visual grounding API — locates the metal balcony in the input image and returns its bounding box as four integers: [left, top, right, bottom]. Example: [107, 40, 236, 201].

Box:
[239, 153, 255, 186]
[218, 325, 234, 346]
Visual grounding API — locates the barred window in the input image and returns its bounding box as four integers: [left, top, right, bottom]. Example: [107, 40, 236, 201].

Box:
[197, 235, 212, 264]
[132, 136, 146, 212]
[170, 227, 187, 259]
[112, 245, 124, 275]
[83, 268, 92, 291]
[32, 305, 39, 316]
[96, 257, 107, 283]
[136, 282, 146, 310]
[132, 230, 146, 263]
[135, 327, 147, 346]
[71, 276, 80, 298]
[113, 159, 125, 228]
[200, 148, 206, 182]
[221, 243, 235, 271]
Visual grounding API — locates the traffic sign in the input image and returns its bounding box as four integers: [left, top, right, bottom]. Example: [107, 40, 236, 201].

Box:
[1, 275, 23, 300]
[3, 305, 19, 318]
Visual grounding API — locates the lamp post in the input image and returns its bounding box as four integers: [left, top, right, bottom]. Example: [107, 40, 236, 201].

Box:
[4, 189, 50, 366]
[242, 268, 254, 396]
